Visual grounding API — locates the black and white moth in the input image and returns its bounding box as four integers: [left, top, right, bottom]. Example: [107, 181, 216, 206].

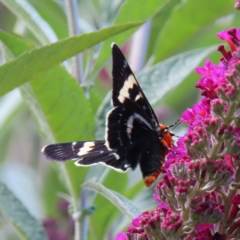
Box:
[42, 43, 176, 187]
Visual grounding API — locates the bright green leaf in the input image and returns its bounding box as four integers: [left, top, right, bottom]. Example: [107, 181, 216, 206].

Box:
[153, 0, 232, 63]
[0, 29, 94, 214]
[0, 21, 143, 97]
[28, 0, 68, 39]
[92, 0, 167, 77]
[147, 0, 181, 60]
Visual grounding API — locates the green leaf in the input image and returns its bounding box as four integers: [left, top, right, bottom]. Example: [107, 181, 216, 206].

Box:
[85, 165, 111, 187]
[0, 30, 93, 142]
[92, 0, 167, 76]
[95, 91, 112, 140]
[135, 46, 216, 104]
[0, 21, 142, 97]
[147, 0, 181, 60]
[0, 181, 48, 240]
[89, 88, 103, 115]
[86, 168, 130, 239]
[133, 187, 156, 211]
[82, 181, 141, 219]
[95, 46, 216, 139]
[1, 0, 58, 44]
[25, 70, 94, 198]
[0, 29, 93, 214]
[28, 0, 68, 39]
[153, 0, 233, 63]
[21, 69, 94, 140]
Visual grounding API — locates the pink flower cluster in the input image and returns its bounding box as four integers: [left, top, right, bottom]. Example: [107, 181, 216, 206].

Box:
[115, 27, 240, 240]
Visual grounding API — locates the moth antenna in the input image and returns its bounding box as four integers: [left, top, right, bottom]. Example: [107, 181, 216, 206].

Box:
[174, 135, 181, 138]
[168, 119, 181, 130]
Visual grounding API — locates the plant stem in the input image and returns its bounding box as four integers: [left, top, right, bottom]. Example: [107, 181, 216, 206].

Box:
[65, 0, 84, 85]
[81, 189, 89, 240]
[64, 5, 83, 238]
[60, 164, 81, 240]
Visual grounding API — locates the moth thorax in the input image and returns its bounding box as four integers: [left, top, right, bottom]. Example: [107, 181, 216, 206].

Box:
[159, 124, 173, 149]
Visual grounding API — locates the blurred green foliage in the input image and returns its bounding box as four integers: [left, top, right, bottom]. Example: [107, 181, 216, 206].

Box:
[0, 0, 238, 239]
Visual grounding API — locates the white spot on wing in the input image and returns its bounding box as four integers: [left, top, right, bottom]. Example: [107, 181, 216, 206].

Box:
[77, 142, 95, 156]
[72, 142, 77, 150]
[126, 113, 153, 140]
[133, 113, 153, 130]
[74, 160, 131, 173]
[111, 42, 116, 48]
[124, 164, 129, 169]
[41, 145, 47, 153]
[118, 95, 125, 103]
[126, 115, 135, 138]
[134, 93, 142, 101]
[118, 75, 138, 103]
[111, 152, 120, 160]
[105, 108, 117, 151]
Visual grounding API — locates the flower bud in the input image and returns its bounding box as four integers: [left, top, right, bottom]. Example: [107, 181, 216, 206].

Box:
[211, 99, 226, 118]
[190, 193, 224, 224]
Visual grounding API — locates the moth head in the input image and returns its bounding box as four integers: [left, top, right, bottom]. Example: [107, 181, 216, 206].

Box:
[159, 124, 174, 149]
[159, 119, 181, 151]
[159, 124, 174, 135]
